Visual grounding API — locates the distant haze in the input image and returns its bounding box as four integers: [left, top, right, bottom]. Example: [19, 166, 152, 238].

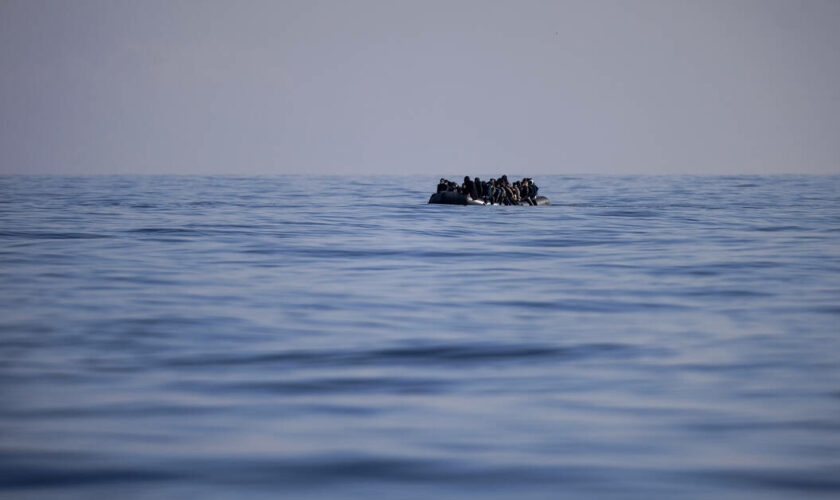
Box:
[1, 0, 838, 175]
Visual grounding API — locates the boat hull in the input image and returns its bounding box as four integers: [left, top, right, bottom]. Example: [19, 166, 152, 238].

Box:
[428, 192, 550, 206]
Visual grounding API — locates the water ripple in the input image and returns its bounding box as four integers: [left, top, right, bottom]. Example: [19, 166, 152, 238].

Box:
[1, 174, 838, 499]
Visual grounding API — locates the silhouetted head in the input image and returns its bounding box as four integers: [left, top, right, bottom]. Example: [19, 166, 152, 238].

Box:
[464, 176, 470, 183]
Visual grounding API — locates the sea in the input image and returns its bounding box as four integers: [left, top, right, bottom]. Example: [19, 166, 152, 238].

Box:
[0, 174, 838, 499]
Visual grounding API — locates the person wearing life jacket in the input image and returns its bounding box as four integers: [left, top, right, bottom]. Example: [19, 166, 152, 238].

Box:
[430, 176, 543, 205]
[504, 180, 516, 205]
[516, 179, 533, 205]
[512, 181, 522, 205]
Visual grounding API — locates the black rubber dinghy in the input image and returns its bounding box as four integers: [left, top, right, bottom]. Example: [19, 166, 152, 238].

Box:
[428, 191, 550, 206]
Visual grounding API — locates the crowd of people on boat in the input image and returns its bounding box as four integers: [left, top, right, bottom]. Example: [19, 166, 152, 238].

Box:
[436, 175, 540, 205]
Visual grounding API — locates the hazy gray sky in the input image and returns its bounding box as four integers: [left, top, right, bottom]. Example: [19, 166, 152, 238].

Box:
[1, 0, 838, 175]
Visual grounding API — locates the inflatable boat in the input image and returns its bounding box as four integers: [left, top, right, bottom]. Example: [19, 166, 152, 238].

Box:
[428, 191, 550, 206]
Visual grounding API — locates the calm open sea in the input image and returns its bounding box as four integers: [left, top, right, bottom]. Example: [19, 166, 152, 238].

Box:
[0, 175, 838, 499]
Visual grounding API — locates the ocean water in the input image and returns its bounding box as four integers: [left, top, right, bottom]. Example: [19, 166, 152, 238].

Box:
[0, 174, 838, 499]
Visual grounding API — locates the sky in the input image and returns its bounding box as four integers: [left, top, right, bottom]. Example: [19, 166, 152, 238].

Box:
[1, 0, 839, 175]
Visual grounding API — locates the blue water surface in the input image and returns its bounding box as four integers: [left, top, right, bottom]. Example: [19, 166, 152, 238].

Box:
[0, 175, 838, 499]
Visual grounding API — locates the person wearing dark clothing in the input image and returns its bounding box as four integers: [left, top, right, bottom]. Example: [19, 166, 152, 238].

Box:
[527, 179, 538, 205]
[494, 175, 506, 205]
[518, 179, 534, 205]
[490, 180, 502, 204]
[462, 176, 479, 201]
[513, 181, 524, 205]
[512, 182, 519, 204]
[437, 178, 448, 193]
[430, 176, 543, 205]
[484, 179, 494, 204]
[506, 182, 518, 205]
